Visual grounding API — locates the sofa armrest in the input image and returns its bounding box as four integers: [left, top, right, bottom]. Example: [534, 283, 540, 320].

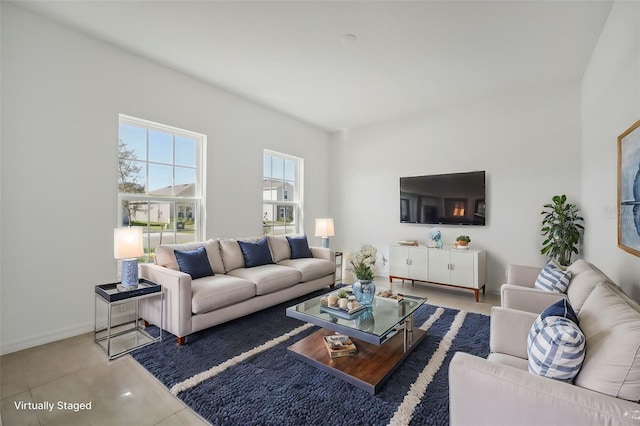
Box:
[501, 284, 567, 314]
[139, 263, 193, 338]
[449, 352, 640, 426]
[310, 246, 334, 262]
[506, 264, 541, 287]
[490, 307, 537, 358]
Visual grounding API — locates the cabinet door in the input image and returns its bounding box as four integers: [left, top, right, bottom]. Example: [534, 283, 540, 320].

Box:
[428, 249, 451, 284]
[409, 246, 429, 281]
[388, 245, 409, 278]
[450, 251, 475, 288]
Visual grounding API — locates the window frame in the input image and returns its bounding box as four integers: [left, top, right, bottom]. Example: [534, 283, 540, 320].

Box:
[118, 114, 206, 260]
[262, 149, 303, 236]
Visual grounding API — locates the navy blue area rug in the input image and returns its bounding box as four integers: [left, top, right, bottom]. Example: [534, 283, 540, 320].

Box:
[132, 289, 490, 426]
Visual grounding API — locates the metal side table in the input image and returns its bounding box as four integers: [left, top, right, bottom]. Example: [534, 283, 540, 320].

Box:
[95, 279, 164, 360]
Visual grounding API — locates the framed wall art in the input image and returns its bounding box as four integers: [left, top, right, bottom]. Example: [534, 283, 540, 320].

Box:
[618, 119, 640, 257]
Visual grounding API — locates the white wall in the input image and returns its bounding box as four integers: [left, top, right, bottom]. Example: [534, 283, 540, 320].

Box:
[0, 4, 330, 354]
[581, 0, 640, 298]
[330, 81, 582, 292]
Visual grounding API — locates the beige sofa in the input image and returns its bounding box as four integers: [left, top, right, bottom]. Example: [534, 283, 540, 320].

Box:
[449, 260, 640, 425]
[139, 235, 335, 345]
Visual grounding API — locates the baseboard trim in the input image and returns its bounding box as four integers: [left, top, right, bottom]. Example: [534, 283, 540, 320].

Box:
[1, 322, 94, 355]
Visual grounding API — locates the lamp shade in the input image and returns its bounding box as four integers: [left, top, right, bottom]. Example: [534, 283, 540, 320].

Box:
[114, 227, 144, 259]
[315, 218, 335, 237]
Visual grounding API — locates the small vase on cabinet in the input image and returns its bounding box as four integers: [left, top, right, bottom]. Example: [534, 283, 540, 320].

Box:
[353, 280, 376, 306]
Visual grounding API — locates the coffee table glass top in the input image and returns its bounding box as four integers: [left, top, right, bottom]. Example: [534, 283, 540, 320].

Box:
[286, 290, 426, 346]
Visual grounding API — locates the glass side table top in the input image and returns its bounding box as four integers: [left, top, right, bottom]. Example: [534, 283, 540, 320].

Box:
[286, 290, 426, 346]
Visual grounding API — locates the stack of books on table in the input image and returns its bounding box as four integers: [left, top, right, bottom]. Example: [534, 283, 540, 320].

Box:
[324, 334, 357, 358]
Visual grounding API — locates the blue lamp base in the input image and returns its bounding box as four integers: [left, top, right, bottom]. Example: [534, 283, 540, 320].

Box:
[121, 259, 139, 288]
[321, 237, 330, 249]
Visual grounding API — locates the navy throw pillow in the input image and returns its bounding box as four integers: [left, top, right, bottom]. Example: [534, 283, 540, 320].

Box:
[287, 235, 313, 259]
[174, 246, 214, 279]
[541, 298, 579, 325]
[238, 238, 274, 268]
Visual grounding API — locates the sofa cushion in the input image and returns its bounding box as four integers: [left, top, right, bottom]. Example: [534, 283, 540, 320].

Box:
[154, 239, 225, 274]
[228, 264, 301, 295]
[174, 246, 214, 280]
[534, 260, 572, 293]
[238, 237, 274, 267]
[575, 282, 640, 401]
[286, 235, 313, 259]
[267, 235, 291, 263]
[191, 275, 256, 314]
[218, 238, 246, 272]
[278, 258, 335, 282]
[527, 315, 585, 382]
[566, 259, 612, 313]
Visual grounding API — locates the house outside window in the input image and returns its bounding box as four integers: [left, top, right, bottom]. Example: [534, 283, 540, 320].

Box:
[263, 150, 302, 235]
[118, 114, 206, 261]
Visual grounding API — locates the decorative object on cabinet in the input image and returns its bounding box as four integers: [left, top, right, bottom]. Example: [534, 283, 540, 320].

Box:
[540, 195, 584, 266]
[114, 227, 144, 288]
[455, 235, 471, 248]
[428, 228, 443, 249]
[618, 119, 640, 257]
[315, 218, 335, 248]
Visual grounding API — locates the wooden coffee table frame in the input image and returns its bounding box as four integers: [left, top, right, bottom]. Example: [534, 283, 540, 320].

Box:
[286, 316, 427, 394]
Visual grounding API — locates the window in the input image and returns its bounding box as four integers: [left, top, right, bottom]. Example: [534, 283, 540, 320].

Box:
[263, 150, 302, 235]
[118, 115, 205, 261]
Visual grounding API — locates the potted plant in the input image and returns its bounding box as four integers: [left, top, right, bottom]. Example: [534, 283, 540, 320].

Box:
[337, 290, 349, 309]
[540, 194, 584, 266]
[456, 235, 471, 247]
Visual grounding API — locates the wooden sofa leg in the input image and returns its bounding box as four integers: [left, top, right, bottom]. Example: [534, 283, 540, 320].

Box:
[176, 336, 186, 346]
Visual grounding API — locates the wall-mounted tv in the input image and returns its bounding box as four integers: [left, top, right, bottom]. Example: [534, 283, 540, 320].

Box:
[400, 171, 486, 226]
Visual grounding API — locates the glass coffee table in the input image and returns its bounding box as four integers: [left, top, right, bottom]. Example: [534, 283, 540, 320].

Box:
[286, 290, 427, 394]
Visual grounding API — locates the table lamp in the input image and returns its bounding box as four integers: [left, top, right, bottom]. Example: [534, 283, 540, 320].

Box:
[315, 218, 335, 249]
[114, 227, 144, 288]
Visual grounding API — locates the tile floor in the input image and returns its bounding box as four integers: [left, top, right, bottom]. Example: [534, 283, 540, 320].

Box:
[1, 278, 500, 426]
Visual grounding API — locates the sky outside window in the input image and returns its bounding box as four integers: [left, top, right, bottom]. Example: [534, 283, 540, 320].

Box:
[119, 123, 197, 194]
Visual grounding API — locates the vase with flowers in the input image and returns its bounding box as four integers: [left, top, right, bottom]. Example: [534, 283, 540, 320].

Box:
[349, 244, 377, 306]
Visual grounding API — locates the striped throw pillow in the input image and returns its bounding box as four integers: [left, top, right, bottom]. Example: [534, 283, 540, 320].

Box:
[534, 260, 572, 293]
[528, 316, 585, 382]
[528, 299, 579, 350]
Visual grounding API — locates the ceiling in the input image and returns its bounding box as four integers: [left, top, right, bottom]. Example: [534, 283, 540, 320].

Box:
[13, 1, 614, 132]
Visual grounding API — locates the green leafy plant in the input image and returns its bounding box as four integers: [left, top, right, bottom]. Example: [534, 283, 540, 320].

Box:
[540, 194, 584, 266]
[456, 235, 471, 243]
[337, 290, 348, 299]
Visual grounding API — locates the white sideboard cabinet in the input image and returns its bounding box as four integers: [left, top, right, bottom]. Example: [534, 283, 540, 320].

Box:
[388, 245, 429, 282]
[389, 244, 487, 302]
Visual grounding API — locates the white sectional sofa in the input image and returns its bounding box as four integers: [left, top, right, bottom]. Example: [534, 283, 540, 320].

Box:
[139, 235, 335, 345]
[449, 260, 640, 425]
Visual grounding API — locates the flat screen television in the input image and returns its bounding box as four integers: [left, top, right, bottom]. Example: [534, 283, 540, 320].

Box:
[400, 171, 486, 226]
